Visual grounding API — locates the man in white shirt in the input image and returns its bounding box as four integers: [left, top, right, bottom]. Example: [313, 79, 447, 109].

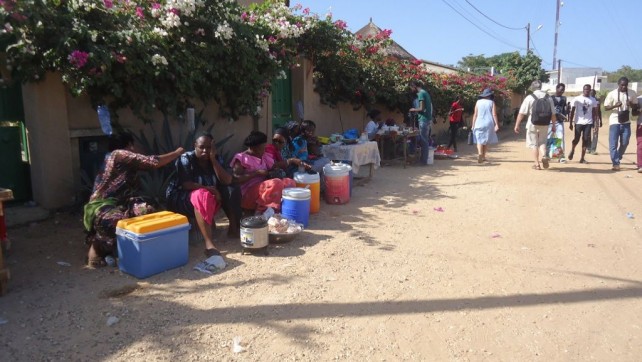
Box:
[514, 80, 556, 170]
[603, 77, 638, 171]
[364, 109, 382, 141]
[568, 84, 598, 163]
[637, 95, 642, 173]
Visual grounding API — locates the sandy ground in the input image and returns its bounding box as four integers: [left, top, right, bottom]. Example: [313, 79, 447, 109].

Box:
[1, 127, 642, 361]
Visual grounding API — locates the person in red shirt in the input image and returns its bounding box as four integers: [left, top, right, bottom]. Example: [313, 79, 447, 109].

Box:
[446, 95, 464, 151]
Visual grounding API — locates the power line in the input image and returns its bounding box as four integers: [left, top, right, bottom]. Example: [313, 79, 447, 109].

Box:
[463, 0, 525, 31]
[560, 59, 598, 69]
[440, 0, 524, 51]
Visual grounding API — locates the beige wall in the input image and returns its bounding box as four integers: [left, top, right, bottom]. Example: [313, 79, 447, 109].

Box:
[292, 58, 408, 138]
[22, 74, 75, 208]
[23, 72, 264, 209]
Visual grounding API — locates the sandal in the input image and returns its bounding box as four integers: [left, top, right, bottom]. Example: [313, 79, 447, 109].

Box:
[532, 164, 541, 170]
[541, 157, 549, 169]
[204, 248, 222, 257]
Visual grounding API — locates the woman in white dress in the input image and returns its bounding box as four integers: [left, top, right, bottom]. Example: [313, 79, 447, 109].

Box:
[471, 88, 500, 163]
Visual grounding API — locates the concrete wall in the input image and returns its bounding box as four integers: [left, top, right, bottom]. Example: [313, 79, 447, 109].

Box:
[22, 72, 263, 209]
[21, 74, 75, 208]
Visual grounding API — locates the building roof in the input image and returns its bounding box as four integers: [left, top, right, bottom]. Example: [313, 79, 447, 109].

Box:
[353, 18, 416, 60]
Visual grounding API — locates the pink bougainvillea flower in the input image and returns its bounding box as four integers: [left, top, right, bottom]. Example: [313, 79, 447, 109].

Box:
[303, 7, 310, 15]
[112, 52, 127, 64]
[68, 50, 89, 69]
[135, 6, 144, 19]
[152, 2, 161, 10]
[103, 0, 113, 9]
[334, 20, 347, 30]
[240, 12, 248, 21]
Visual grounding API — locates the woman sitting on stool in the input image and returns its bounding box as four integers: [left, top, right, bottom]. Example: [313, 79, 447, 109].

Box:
[231, 131, 295, 215]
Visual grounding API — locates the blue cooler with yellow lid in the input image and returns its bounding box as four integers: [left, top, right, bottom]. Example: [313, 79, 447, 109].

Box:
[116, 211, 190, 278]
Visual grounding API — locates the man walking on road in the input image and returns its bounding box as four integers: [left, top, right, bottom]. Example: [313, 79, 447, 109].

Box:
[514, 80, 556, 170]
[568, 84, 598, 164]
[549, 83, 570, 163]
[588, 89, 603, 155]
[603, 77, 638, 171]
[637, 95, 642, 173]
[409, 80, 433, 165]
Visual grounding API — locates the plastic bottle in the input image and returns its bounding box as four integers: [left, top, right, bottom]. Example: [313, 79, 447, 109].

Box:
[359, 132, 368, 143]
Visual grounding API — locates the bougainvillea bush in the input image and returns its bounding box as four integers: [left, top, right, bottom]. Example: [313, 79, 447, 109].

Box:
[1, 0, 303, 121]
[0, 0, 516, 122]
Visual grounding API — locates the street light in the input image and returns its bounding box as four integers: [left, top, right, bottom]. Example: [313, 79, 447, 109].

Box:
[553, 0, 563, 69]
[526, 23, 543, 53]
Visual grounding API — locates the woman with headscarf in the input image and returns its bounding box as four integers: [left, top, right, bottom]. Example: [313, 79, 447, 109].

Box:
[84, 132, 183, 267]
[471, 88, 499, 163]
[231, 131, 295, 214]
[265, 127, 310, 177]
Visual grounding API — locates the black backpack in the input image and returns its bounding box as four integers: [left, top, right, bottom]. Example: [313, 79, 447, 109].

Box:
[530, 93, 553, 126]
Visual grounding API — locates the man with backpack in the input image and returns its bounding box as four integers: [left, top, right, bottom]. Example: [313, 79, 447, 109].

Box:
[514, 80, 556, 170]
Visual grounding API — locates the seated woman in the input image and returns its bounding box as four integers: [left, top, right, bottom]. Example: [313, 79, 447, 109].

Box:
[231, 131, 295, 214]
[84, 132, 183, 267]
[166, 134, 239, 257]
[364, 109, 383, 141]
[291, 120, 330, 174]
[265, 127, 310, 177]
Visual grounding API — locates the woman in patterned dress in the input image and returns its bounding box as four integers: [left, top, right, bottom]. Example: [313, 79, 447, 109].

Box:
[84, 132, 183, 267]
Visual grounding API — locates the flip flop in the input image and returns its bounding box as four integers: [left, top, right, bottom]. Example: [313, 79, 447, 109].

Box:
[532, 164, 541, 170]
[579, 159, 588, 164]
[204, 248, 221, 257]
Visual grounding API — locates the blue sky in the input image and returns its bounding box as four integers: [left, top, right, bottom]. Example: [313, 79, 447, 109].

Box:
[294, 0, 641, 72]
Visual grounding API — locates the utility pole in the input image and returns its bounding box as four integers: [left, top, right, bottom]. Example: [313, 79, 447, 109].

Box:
[557, 59, 561, 84]
[526, 23, 530, 53]
[552, 0, 561, 69]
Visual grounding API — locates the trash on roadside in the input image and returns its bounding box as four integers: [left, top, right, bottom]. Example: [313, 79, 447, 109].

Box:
[433, 207, 444, 212]
[490, 233, 501, 238]
[232, 336, 245, 353]
[106, 316, 119, 327]
[626, 212, 634, 219]
[56, 261, 71, 267]
[194, 255, 226, 275]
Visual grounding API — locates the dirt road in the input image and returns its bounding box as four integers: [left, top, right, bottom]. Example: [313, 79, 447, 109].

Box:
[1, 129, 641, 361]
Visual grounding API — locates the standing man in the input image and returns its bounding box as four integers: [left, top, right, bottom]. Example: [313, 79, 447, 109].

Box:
[409, 80, 433, 165]
[588, 89, 603, 155]
[637, 95, 642, 173]
[549, 83, 570, 162]
[446, 95, 464, 152]
[514, 80, 556, 170]
[603, 77, 638, 171]
[568, 84, 598, 164]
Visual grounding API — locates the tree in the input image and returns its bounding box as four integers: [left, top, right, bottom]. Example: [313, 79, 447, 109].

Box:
[606, 66, 642, 82]
[457, 52, 549, 93]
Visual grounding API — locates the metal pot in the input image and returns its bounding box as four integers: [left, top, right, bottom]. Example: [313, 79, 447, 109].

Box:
[240, 216, 269, 250]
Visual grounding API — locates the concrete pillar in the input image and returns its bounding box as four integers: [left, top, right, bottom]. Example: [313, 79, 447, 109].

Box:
[22, 74, 74, 209]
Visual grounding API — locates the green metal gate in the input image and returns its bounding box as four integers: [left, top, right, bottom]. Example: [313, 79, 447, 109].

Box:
[0, 82, 31, 202]
[271, 70, 292, 130]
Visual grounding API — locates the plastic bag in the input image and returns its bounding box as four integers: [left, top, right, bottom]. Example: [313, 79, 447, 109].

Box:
[343, 128, 359, 140]
[97, 105, 112, 135]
